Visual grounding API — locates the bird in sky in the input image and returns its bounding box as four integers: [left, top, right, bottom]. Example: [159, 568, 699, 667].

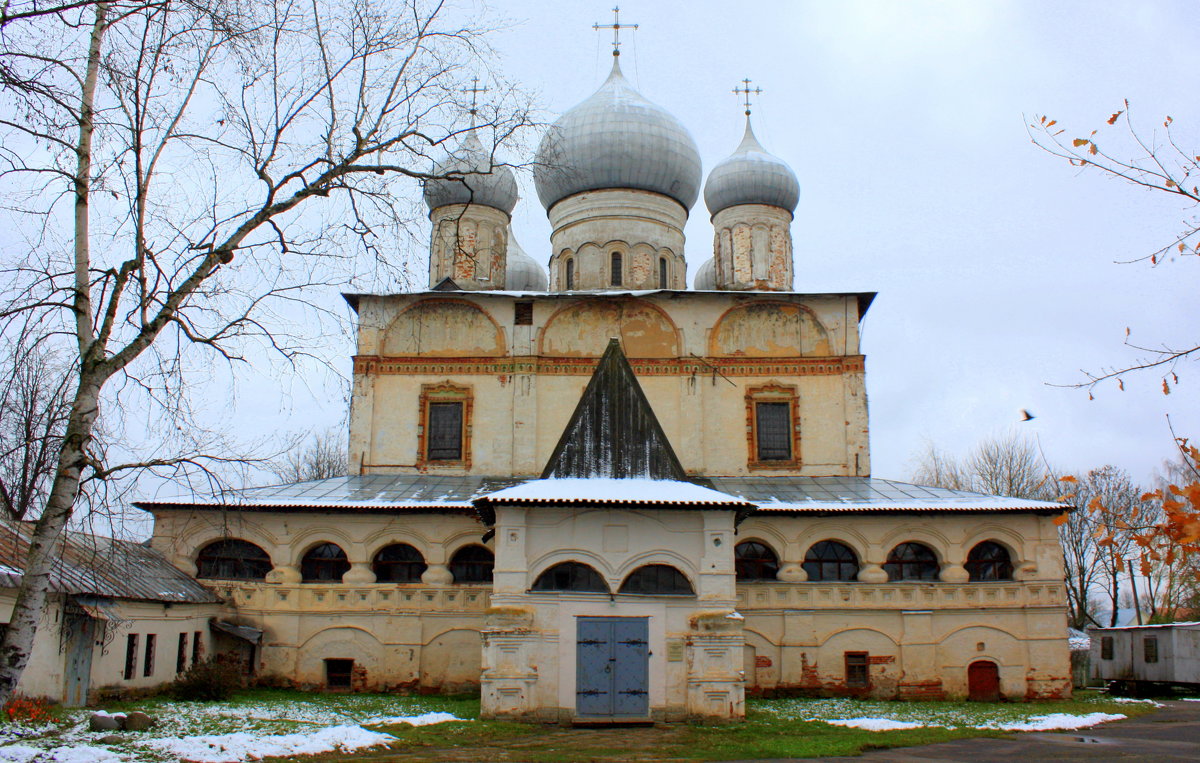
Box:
[1020, 409, 1035, 422]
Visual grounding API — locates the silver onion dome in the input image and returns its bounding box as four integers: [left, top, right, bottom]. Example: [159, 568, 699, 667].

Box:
[693, 257, 716, 290]
[505, 226, 547, 291]
[423, 130, 519, 214]
[703, 117, 800, 217]
[534, 59, 702, 212]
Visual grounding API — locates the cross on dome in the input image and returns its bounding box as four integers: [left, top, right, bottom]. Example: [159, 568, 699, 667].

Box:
[593, 6, 638, 57]
[462, 77, 488, 125]
[733, 78, 762, 116]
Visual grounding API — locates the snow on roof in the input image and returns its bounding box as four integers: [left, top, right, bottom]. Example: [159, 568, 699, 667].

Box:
[1089, 621, 1200, 631]
[478, 478, 752, 506]
[708, 477, 1068, 513]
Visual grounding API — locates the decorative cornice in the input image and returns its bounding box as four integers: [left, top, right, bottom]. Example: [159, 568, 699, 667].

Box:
[353, 355, 865, 377]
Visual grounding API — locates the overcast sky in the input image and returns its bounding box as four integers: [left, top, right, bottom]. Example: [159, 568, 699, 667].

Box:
[470, 0, 1198, 486]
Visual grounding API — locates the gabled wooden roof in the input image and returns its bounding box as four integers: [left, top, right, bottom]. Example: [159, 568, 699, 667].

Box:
[541, 338, 687, 480]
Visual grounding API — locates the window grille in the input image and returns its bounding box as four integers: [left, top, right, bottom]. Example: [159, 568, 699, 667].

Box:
[531, 562, 608, 593]
[301, 543, 350, 583]
[884, 542, 940, 581]
[658, 257, 668, 288]
[965, 541, 1013, 581]
[124, 634, 139, 680]
[565, 258, 574, 290]
[619, 565, 694, 596]
[755, 402, 792, 460]
[514, 301, 533, 325]
[804, 541, 860, 582]
[372, 544, 427, 583]
[735, 541, 779, 581]
[449, 545, 494, 583]
[845, 652, 869, 687]
[610, 251, 622, 287]
[196, 539, 273, 581]
[427, 402, 463, 460]
[325, 659, 354, 689]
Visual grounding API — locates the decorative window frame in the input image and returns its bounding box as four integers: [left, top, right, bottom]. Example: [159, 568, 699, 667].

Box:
[744, 384, 801, 469]
[416, 382, 473, 470]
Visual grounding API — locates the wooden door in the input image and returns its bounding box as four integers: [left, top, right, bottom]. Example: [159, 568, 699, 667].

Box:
[967, 660, 1000, 702]
[63, 615, 95, 707]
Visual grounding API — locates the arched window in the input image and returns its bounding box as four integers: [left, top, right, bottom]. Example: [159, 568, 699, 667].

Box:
[734, 541, 779, 581]
[531, 562, 608, 593]
[610, 251, 622, 287]
[619, 564, 694, 596]
[565, 258, 575, 290]
[301, 543, 350, 583]
[965, 541, 1014, 582]
[196, 539, 273, 581]
[803, 540, 860, 582]
[449, 545, 493, 583]
[372, 543, 427, 583]
[884, 542, 940, 582]
[658, 257, 668, 289]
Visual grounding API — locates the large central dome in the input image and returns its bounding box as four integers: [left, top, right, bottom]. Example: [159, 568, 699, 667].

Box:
[534, 59, 702, 212]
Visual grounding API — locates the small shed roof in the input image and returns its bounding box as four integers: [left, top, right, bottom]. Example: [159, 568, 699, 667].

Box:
[0, 520, 220, 604]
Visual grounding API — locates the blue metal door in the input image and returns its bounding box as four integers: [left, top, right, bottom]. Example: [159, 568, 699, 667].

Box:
[576, 617, 649, 718]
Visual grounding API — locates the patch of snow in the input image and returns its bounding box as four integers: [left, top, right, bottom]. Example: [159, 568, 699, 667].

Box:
[1112, 697, 1163, 707]
[725, 611, 744, 620]
[365, 711, 461, 726]
[0, 565, 24, 576]
[483, 478, 746, 505]
[0, 748, 120, 763]
[1181, 697, 1200, 702]
[0, 746, 40, 763]
[826, 717, 925, 731]
[986, 712, 1125, 731]
[142, 724, 394, 763]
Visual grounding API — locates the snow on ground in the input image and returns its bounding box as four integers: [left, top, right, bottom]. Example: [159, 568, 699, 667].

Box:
[0, 746, 122, 763]
[1111, 697, 1164, 707]
[143, 724, 395, 763]
[367, 711, 461, 726]
[984, 712, 1126, 731]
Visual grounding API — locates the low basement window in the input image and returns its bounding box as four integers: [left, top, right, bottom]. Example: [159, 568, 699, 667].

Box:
[845, 651, 869, 688]
[325, 658, 354, 689]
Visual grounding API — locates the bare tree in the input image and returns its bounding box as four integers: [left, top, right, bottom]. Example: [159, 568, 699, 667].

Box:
[910, 433, 1054, 499]
[1069, 466, 1146, 626]
[272, 428, 347, 483]
[1030, 105, 1198, 391]
[0, 0, 533, 702]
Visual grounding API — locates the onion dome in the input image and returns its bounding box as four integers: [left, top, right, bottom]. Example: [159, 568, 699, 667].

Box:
[505, 227, 547, 291]
[534, 59, 702, 211]
[703, 117, 799, 217]
[423, 130, 519, 214]
[693, 257, 716, 290]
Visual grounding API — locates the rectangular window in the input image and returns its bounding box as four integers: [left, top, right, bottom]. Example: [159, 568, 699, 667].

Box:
[177, 632, 189, 673]
[124, 634, 139, 681]
[610, 251, 622, 287]
[143, 634, 156, 677]
[755, 402, 792, 460]
[325, 658, 354, 689]
[427, 402, 463, 460]
[1100, 636, 1113, 660]
[1144, 636, 1158, 663]
[514, 301, 533, 325]
[658, 258, 668, 289]
[192, 630, 202, 664]
[845, 652, 869, 688]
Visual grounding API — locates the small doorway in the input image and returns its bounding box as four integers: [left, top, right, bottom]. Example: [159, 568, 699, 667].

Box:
[576, 617, 649, 720]
[967, 660, 1000, 702]
[63, 615, 96, 707]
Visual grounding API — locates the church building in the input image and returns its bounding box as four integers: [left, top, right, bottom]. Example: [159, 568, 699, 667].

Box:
[135, 32, 1072, 722]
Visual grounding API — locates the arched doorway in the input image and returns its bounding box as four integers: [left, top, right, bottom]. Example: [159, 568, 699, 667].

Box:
[967, 660, 1000, 702]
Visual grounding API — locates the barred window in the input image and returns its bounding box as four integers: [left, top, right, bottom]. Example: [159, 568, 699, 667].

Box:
[610, 251, 622, 287]
[804, 540, 860, 582]
[619, 565, 694, 596]
[427, 402, 463, 461]
[372, 544, 427, 583]
[755, 402, 792, 461]
[735, 541, 779, 581]
[884, 542, 940, 581]
[450, 545, 494, 584]
[845, 652, 869, 688]
[532, 562, 608, 593]
[565, 258, 575, 290]
[124, 634, 139, 681]
[301, 543, 350, 583]
[658, 257, 668, 289]
[196, 539, 273, 581]
[965, 541, 1013, 581]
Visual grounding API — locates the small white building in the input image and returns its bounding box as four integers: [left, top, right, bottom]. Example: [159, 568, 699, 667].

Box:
[1089, 622, 1200, 692]
[0, 521, 224, 705]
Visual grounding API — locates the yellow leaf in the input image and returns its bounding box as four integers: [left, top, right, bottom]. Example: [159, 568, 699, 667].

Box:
[1047, 119, 1057, 127]
[1060, 475, 1078, 483]
[1118, 379, 1124, 391]
[1073, 138, 1089, 147]
[1107, 111, 1123, 125]
[1167, 179, 1178, 188]
[1053, 513, 1069, 526]
[1164, 378, 1171, 395]
[1180, 243, 1187, 253]
[1089, 142, 1098, 155]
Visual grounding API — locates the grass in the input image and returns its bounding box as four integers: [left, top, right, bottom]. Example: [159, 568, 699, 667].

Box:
[0, 688, 1165, 762]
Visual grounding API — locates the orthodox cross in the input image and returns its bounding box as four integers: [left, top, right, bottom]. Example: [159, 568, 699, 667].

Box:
[593, 6, 638, 57]
[733, 78, 762, 116]
[462, 77, 488, 123]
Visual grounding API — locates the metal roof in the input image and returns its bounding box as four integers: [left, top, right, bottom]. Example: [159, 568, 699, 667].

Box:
[704, 117, 800, 216]
[708, 476, 1068, 513]
[136, 474, 1066, 516]
[422, 131, 519, 214]
[505, 227, 548, 291]
[534, 58, 702, 211]
[0, 520, 220, 604]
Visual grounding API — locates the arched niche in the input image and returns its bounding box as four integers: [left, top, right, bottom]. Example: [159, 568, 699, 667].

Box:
[539, 298, 679, 358]
[382, 299, 505, 357]
[709, 302, 831, 357]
